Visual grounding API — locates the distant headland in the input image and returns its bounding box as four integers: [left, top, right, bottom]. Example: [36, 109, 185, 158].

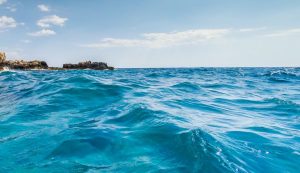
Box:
[0, 52, 114, 71]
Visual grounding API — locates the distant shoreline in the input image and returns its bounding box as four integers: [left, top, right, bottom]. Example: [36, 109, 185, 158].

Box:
[0, 52, 114, 71]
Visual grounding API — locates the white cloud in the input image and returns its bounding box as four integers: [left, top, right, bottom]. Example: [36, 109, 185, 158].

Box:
[239, 27, 266, 32]
[38, 4, 50, 12]
[0, 16, 17, 31]
[37, 15, 68, 28]
[265, 28, 300, 37]
[82, 29, 230, 48]
[21, 40, 31, 43]
[6, 6, 17, 12]
[28, 15, 67, 37]
[28, 29, 56, 37]
[0, 0, 7, 5]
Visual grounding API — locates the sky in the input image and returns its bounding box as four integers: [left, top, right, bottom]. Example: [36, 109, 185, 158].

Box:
[0, 0, 300, 68]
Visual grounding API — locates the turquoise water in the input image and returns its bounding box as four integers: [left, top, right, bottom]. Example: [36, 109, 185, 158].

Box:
[0, 68, 299, 173]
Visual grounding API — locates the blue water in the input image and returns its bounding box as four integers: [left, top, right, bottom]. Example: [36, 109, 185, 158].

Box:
[0, 68, 299, 173]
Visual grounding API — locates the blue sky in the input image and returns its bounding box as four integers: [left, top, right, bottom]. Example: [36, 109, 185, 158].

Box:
[0, 0, 300, 67]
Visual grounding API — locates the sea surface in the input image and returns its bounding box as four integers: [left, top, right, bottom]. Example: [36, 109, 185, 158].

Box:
[0, 68, 299, 173]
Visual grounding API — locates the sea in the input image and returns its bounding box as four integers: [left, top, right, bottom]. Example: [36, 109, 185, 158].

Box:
[0, 68, 299, 173]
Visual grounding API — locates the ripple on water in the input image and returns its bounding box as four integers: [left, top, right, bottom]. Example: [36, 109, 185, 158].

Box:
[0, 68, 299, 172]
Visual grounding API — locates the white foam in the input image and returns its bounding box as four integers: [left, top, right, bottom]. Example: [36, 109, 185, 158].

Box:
[0, 66, 10, 72]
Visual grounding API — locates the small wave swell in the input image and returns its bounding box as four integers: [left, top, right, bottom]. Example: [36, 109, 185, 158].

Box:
[0, 68, 299, 172]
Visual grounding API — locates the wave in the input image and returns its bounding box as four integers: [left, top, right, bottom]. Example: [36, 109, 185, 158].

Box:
[0, 68, 300, 172]
[265, 69, 299, 77]
[172, 82, 201, 91]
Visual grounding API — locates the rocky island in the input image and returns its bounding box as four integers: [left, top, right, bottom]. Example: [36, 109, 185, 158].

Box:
[63, 61, 114, 70]
[0, 52, 114, 71]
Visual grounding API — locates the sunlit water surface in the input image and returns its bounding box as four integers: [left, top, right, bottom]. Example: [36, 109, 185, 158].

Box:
[0, 68, 299, 173]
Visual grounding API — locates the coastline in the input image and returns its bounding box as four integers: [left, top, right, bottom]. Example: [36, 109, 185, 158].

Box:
[0, 52, 114, 71]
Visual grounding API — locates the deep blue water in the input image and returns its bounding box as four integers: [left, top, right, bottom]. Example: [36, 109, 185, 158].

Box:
[0, 68, 299, 173]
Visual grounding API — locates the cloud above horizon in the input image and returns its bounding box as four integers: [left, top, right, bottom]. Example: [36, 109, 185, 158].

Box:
[37, 15, 68, 28]
[82, 29, 230, 48]
[0, 0, 7, 5]
[6, 5, 17, 12]
[28, 29, 56, 37]
[0, 16, 17, 31]
[239, 27, 266, 32]
[265, 28, 300, 37]
[28, 15, 68, 37]
[38, 4, 50, 12]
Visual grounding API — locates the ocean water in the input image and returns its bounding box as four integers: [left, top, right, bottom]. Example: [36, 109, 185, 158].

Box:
[0, 68, 299, 173]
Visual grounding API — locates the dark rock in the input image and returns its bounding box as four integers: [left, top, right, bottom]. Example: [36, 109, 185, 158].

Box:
[1, 60, 48, 70]
[63, 61, 114, 70]
[0, 51, 114, 71]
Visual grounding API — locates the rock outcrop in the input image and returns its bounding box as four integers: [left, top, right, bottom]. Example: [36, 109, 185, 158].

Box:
[0, 52, 6, 63]
[1, 60, 48, 70]
[63, 61, 114, 70]
[1, 51, 48, 70]
[0, 51, 114, 71]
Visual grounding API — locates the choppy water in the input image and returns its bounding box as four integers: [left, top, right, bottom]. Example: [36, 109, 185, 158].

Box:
[0, 68, 299, 173]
